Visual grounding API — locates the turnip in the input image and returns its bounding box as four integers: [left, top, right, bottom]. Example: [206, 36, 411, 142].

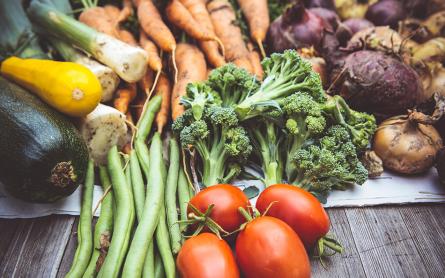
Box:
[343, 18, 374, 35]
[365, 0, 406, 29]
[373, 94, 444, 174]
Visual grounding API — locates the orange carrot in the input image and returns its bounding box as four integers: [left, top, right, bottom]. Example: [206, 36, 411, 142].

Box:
[171, 43, 207, 120]
[114, 83, 137, 114]
[103, 4, 121, 19]
[79, 7, 120, 37]
[247, 43, 264, 80]
[139, 31, 162, 72]
[208, 0, 253, 73]
[237, 0, 269, 57]
[117, 0, 134, 25]
[154, 73, 172, 133]
[138, 69, 155, 96]
[135, 0, 176, 52]
[118, 29, 138, 46]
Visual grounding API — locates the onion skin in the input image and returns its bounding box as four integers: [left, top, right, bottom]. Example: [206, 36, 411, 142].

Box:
[343, 18, 374, 35]
[373, 115, 443, 174]
[339, 50, 424, 118]
[267, 2, 327, 52]
[365, 0, 407, 29]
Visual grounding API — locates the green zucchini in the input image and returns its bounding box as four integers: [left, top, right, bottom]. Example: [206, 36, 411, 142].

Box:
[0, 77, 89, 202]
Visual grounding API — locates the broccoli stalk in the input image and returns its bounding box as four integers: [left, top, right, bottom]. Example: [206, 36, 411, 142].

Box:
[235, 50, 326, 121]
[249, 117, 284, 187]
[173, 107, 252, 187]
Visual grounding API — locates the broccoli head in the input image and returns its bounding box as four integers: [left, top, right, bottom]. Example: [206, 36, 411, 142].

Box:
[235, 50, 327, 120]
[323, 95, 376, 152]
[180, 82, 221, 120]
[173, 106, 252, 187]
[290, 125, 368, 200]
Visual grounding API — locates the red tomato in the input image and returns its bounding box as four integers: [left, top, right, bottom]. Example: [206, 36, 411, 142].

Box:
[188, 184, 250, 234]
[256, 184, 330, 248]
[235, 216, 311, 278]
[177, 233, 240, 278]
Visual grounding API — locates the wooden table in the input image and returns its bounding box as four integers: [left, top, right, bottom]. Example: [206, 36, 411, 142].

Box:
[1, 204, 444, 278]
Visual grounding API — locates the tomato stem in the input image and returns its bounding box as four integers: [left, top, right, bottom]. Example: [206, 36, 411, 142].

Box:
[238, 207, 253, 222]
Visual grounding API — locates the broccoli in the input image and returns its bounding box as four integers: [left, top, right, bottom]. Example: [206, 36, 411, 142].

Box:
[290, 125, 368, 199]
[281, 92, 327, 182]
[235, 50, 326, 120]
[246, 110, 285, 186]
[180, 82, 221, 120]
[323, 95, 377, 152]
[173, 106, 252, 187]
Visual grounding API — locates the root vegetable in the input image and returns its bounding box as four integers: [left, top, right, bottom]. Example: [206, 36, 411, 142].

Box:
[343, 18, 374, 35]
[365, 0, 406, 29]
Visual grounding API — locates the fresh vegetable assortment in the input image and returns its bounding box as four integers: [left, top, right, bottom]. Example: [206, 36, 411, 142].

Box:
[1, 0, 445, 277]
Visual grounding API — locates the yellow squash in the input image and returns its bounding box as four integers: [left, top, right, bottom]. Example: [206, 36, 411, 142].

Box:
[0, 57, 102, 117]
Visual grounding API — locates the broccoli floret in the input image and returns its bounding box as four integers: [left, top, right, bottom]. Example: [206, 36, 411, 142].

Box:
[207, 64, 259, 107]
[323, 95, 376, 152]
[290, 125, 368, 199]
[180, 82, 221, 120]
[281, 92, 327, 182]
[173, 106, 252, 187]
[235, 50, 327, 120]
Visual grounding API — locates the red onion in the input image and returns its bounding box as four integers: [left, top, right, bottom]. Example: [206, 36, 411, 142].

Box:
[267, 2, 328, 52]
[343, 18, 374, 35]
[365, 0, 406, 29]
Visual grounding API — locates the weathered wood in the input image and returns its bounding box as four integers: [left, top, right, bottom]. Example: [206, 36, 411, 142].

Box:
[1, 216, 74, 278]
[311, 208, 367, 278]
[399, 205, 445, 278]
[56, 217, 79, 278]
[0, 219, 21, 264]
[346, 207, 429, 278]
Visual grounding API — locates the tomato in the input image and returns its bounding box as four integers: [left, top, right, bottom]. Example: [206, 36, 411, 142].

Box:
[235, 216, 311, 278]
[188, 184, 250, 234]
[256, 184, 330, 249]
[177, 233, 240, 278]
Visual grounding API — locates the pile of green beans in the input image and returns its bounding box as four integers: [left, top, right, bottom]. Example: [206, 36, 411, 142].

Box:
[66, 95, 194, 277]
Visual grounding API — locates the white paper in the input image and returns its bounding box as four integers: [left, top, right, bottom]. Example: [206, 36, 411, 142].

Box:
[1, 169, 445, 218]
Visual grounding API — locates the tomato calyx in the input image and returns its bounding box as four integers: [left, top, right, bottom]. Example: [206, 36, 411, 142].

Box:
[179, 203, 229, 239]
[312, 235, 343, 268]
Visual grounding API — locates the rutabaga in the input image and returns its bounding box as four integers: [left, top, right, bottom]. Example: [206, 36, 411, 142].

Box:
[28, 0, 148, 82]
[50, 39, 119, 102]
[79, 104, 128, 165]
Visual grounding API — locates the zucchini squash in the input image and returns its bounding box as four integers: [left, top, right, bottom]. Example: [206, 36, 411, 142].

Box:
[0, 57, 102, 117]
[0, 77, 89, 202]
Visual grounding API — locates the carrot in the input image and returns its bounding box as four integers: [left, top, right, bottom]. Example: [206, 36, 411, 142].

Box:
[118, 29, 138, 46]
[208, 0, 253, 73]
[247, 43, 264, 80]
[138, 69, 155, 97]
[114, 82, 137, 114]
[171, 43, 207, 120]
[237, 0, 269, 57]
[79, 7, 120, 38]
[154, 73, 172, 134]
[135, 0, 176, 52]
[139, 31, 163, 72]
[103, 4, 121, 19]
[117, 0, 134, 25]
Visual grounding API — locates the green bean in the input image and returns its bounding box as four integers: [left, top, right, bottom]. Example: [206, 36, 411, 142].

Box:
[66, 159, 94, 278]
[154, 246, 165, 278]
[122, 132, 165, 278]
[83, 166, 114, 278]
[97, 146, 135, 278]
[142, 241, 155, 278]
[178, 167, 191, 224]
[155, 204, 176, 278]
[130, 150, 145, 221]
[165, 138, 181, 254]
[135, 95, 162, 174]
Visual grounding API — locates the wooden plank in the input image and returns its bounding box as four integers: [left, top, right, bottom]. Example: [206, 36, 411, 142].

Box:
[56, 217, 79, 278]
[311, 208, 366, 278]
[346, 207, 429, 278]
[1, 216, 74, 278]
[399, 205, 445, 278]
[0, 219, 21, 265]
[0, 219, 35, 278]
